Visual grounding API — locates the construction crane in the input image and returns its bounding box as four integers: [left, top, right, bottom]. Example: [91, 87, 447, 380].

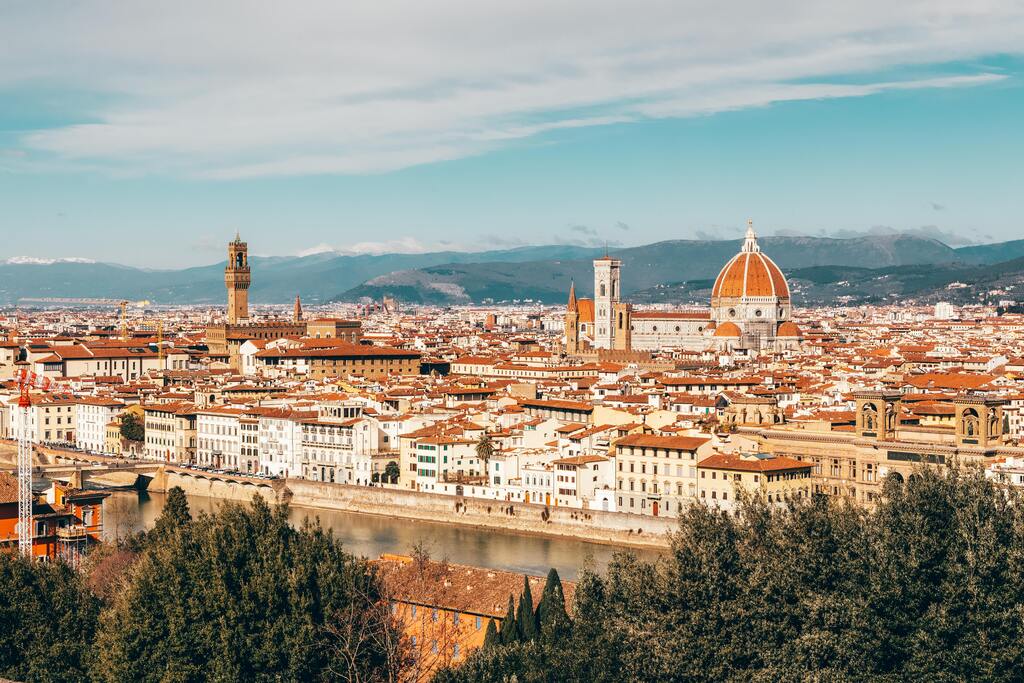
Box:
[16, 297, 151, 341]
[14, 369, 71, 558]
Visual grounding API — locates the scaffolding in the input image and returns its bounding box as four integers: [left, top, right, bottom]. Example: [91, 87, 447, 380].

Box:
[56, 525, 89, 569]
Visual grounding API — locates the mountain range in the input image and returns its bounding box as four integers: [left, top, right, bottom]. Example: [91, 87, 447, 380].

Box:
[2, 234, 1022, 307]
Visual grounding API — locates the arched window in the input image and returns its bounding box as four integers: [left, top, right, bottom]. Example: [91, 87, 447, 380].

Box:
[600, 283, 606, 297]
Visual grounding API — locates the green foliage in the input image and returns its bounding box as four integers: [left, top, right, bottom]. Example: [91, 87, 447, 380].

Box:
[0, 551, 100, 683]
[436, 465, 1024, 682]
[475, 434, 495, 469]
[498, 594, 517, 645]
[149, 486, 192, 542]
[119, 412, 145, 442]
[385, 460, 400, 483]
[483, 618, 499, 649]
[535, 568, 568, 641]
[91, 496, 396, 682]
[515, 576, 537, 642]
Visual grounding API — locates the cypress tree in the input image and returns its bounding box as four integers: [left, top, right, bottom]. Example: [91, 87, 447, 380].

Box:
[536, 567, 569, 640]
[498, 594, 518, 644]
[516, 575, 538, 641]
[483, 618, 499, 649]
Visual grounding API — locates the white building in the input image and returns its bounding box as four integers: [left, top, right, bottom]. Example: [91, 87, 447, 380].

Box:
[76, 397, 124, 453]
[258, 407, 313, 477]
[196, 406, 245, 469]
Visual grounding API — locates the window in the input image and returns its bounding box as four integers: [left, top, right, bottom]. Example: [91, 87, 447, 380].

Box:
[432, 609, 439, 622]
[476, 616, 482, 630]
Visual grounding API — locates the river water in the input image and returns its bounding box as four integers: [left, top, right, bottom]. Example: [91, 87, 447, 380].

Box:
[102, 490, 666, 581]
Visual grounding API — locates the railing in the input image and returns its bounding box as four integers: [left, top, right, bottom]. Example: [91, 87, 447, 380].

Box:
[57, 525, 88, 541]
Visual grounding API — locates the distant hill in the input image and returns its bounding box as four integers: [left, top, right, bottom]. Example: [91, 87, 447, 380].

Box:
[0, 245, 602, 305]
[335, 234, 958, 304]
[954, 240, 1024, 265]
[4, 233, 1020, 307]
[630, 258, 1024, 307]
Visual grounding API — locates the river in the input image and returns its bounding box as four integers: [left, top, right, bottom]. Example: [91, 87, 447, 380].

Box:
[102, 490, 666, 580]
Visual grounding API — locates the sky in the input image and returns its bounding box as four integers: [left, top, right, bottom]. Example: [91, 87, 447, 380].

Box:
[1, 1, 1023, 268]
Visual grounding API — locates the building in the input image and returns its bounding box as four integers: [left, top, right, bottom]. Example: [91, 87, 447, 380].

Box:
[300, 401, 379, 484]
[613, 433, 714, 516]
[225, 232, 251, 324]
[375, 554, 572, 682]
[696, 452, 814, 512]
[206, 234, 362, 370]
[143, 402, 197, 463]
[1, 472, 108, 561]
[76, 397, 125, 453]
[565, 220, 804, 354]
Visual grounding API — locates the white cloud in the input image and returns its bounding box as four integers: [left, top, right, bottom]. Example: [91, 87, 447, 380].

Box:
[3, 1, 1022, 178]
[296, 237, 469, 257]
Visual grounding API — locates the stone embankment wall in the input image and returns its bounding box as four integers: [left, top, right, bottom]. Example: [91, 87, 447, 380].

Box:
[153, 468, 675, 549]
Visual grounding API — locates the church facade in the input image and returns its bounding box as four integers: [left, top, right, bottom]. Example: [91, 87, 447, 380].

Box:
[565, 221, 802, 354]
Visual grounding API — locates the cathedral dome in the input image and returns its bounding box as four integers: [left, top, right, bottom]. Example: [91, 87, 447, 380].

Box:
[711, 222, 789, 299]
[777, 321, 802, 337]
[714, 321, 742, 337]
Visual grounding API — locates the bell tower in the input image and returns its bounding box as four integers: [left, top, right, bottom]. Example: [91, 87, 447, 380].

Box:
[593, 254, 621, 349]
[225, 232, 250, 324]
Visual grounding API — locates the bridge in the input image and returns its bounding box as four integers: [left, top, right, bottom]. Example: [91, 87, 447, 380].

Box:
[151, 465, 290, 503]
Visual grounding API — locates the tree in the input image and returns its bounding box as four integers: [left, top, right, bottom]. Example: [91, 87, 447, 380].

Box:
[150, 486, 191, 541]
[0, 551, 100, 683]
[475, 434, 495, 475]
[535, 567, 569, 641]
[119, 412, 144, 442]
[515, 576, 538, 642]
[436, 465, 1024, 682]
[482, 619, 499, 649]
[91, 495, 398, 682]
[384, 460, 400, 484]
[498, 594, 518, 645]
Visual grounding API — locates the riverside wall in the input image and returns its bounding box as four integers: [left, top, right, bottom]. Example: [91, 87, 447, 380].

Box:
[152, 468, 675, 549]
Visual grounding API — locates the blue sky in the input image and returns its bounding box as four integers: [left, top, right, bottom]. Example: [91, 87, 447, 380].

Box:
[1, 2, 1023, 268]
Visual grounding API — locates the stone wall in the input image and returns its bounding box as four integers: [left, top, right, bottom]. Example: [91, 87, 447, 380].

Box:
[153, 468, 674, 548]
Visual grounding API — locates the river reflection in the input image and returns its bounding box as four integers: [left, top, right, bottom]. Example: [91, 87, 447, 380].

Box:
[102, 490, 666, 580]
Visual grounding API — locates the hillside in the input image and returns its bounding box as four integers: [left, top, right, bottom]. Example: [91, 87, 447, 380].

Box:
[0, 244, 602, 305]
[4, 233, 1019, 307]
[629, 258, 1024, 307]
[334, 234, 958, 304]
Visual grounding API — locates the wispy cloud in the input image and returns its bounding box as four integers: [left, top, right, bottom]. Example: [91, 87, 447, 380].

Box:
[3, 2, 1021, 178]
[296, 237, 471, 257]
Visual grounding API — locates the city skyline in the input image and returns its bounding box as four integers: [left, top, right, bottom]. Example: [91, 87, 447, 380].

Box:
[2, 3, 1023, 267]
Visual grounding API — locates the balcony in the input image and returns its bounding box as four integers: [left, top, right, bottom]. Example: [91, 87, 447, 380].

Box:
[57, 525, 88, 541]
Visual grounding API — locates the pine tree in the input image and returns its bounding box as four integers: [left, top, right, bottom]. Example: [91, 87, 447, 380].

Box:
[515, 575, 538, 641]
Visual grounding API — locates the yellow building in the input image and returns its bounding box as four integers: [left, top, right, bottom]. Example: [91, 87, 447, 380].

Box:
[697, 452, 813, 512]
[375, 554, 570, 682]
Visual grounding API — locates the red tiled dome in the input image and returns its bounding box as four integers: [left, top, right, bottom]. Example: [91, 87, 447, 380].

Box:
[711, 222, 789, 299]
[714, 321, 742, 337]
[777, 321, 802, 337]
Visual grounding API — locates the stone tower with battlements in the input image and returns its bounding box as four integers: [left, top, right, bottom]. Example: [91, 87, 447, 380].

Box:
[225, 233, 251, 324]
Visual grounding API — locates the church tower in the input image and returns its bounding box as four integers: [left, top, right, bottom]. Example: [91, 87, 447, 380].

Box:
[294, 294, 303, 323]
[565, 280, 581, 354]
[225, 232, 251, 324]
[593, 255, 621, 349]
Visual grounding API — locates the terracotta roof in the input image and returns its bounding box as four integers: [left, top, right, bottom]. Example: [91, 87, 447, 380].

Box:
[614, 434, 710, 451]
[698, 453, 812, 473]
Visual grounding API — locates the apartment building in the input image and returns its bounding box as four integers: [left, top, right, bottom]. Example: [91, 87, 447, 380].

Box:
[143, 402, 197, 463]
[75, 397, 125, 453]
[696, 453, 814, 512]
[612, 433, 714, 517]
